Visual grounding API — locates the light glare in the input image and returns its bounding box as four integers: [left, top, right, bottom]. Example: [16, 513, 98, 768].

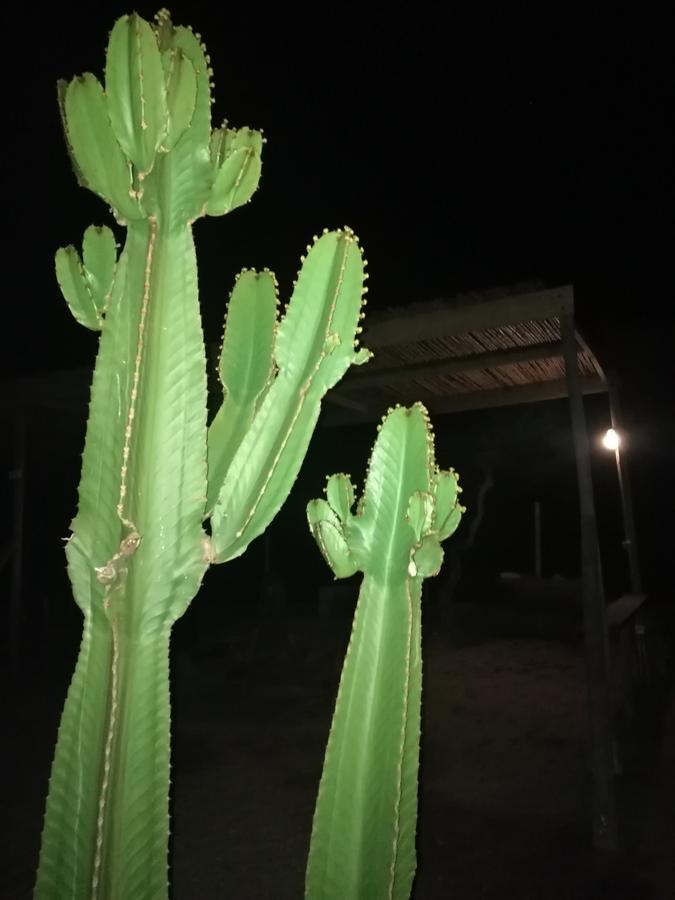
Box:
[602, 428, 620, 451]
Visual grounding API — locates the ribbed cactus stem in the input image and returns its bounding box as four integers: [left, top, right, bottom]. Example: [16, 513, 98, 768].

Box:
[305, 404, 465, 900]
[36, 11, 370, 898]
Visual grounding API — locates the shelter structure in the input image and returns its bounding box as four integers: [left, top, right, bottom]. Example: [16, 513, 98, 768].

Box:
[324, 282, 644, 852]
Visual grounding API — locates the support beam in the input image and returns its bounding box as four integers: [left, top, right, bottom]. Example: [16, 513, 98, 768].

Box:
[323, 375, 607, 427]
[561, 311, 618, 852]
[330, 340, 566, 392]
[576, 329, 607, 381]
[360, 286, 573, 348]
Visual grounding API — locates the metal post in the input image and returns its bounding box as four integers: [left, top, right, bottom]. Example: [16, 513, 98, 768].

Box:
[607, 376, 642, 594]
[607, 374, 648, 681]
[561, 311, 618, 852]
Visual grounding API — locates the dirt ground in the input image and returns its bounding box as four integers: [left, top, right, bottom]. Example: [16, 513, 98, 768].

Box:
[3, 597, 674, 899]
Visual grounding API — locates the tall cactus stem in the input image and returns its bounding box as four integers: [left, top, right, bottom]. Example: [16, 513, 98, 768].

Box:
[305, 404, 464, 900]
[37, 11, 370, 898]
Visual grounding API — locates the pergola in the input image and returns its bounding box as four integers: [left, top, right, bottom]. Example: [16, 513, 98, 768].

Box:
[324, 281, 644, 852]
[3, 282, 643, 852]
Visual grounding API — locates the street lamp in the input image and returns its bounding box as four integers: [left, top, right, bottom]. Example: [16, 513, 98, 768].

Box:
[602, 427, 620, 451]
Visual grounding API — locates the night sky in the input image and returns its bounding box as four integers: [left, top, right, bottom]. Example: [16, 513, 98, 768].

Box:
[3, 4, 673, 604]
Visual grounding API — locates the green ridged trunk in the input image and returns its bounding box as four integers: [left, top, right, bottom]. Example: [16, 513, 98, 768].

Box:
[310, 578, 423, 897]
[306, 405, 464, 900]
[36, 11, 369, 898]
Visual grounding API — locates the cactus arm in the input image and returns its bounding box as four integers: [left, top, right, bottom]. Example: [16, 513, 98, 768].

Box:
[206, 126, 264, 216]
[81, 226, 117, 315]
[55, 225, 118, 331]
[62, 73, 141, 222]
[305, 405, 465, 900]
[206, 269, 278, 512]
[307, 498, 358, 579]
[210, 382, 322, 561]
[326, 472, 356, 523]
[152, 19, 214, 227]
[57, 79, 88, 192]
[160, 46, 197, 153]
[105, 14, 168, 175]
[210, 230, 370, 562]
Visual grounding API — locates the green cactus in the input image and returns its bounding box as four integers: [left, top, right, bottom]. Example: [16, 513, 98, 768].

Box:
[36, 10, 369, 900]
[305, 403, 464, 900]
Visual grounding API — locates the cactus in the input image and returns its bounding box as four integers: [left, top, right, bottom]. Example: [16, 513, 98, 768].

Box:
[36, 10, 369, 900]
[305, 403, 464, 900]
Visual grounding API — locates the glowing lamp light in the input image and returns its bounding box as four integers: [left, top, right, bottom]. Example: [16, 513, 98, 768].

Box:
[602, 428, 621, 451]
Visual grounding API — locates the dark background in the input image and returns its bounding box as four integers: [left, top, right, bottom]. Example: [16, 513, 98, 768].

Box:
[1, 5, 674, 899]
[2, 2, 673, 637]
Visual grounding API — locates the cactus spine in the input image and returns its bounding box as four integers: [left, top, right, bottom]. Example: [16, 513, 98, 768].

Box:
[36, 10, 369, 900]
[305, 404, 464, 900]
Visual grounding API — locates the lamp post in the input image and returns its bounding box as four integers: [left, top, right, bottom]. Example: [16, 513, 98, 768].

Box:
[561, 311, 617, 852]
[603, 389, 648, 684]
[602, 391, 643, 597]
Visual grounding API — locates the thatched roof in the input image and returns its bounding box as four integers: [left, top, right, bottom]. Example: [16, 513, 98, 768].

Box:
[324, 283, 607, 425]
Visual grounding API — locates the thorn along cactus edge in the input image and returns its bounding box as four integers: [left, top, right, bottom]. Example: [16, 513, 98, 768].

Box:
[36, 9, 370, 899]
[306, 404, 464, 900]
